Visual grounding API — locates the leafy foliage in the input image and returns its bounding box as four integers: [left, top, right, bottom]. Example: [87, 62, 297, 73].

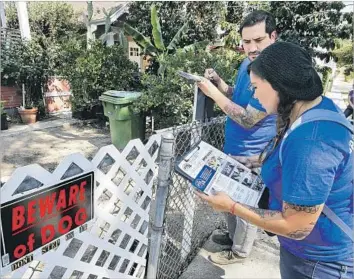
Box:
[0, 101, 6, 115]
[222, 2, 270, 49]
[125, 1, 224, 47]
[151, 5, 165, 51]
[5, 2, 85, 42]
[59, 42, 141, 112]
[124, 22, 157, 56]
[3, 2, 85, 109]
[124, 4, 195, 77]
[332, 39, 353, 76]
[125, 4, 215, 77]
[269, 1, 353, 61]
[1, 39, 48, 108]
[316, 65, 333, 93]
[137, 49, 244, 129]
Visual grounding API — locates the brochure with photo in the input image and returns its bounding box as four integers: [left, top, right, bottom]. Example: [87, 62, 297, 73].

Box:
[175, 141, 266, 207]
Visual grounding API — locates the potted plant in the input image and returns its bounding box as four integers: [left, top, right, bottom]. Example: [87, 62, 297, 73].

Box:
[18, 106, 38, 124]
[0, 101, 9, 130]
[17, 84, 38, 124]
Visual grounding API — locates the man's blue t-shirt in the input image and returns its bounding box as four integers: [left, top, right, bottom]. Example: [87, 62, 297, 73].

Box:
[224, 59, 276, 156]
[261, 97, 353, 262]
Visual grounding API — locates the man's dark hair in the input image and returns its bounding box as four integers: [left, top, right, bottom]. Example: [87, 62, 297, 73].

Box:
[239, 10, 276, 36]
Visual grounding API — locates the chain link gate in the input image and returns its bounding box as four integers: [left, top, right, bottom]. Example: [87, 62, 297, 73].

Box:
[153, 116, 228, 279]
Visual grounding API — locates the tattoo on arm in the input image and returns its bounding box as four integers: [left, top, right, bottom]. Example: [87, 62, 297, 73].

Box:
[224, 102, 267, 129]
[216, 79, 233, 98]
[287, 228, 312, 239]
[283, 203, 320, 214]
[286, 221, 316, 240]
[282, 202, 321, 240]
[243, 205, 280, 219]
[225, 86, 234, 98]
[239, 203, 319, 240]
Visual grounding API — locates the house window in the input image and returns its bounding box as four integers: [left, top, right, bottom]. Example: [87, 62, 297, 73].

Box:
[130, 47, 139, 57]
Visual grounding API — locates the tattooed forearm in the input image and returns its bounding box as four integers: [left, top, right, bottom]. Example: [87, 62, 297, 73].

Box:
[287, 228, 312, 239]
[287, 222, 316, 240]
[216, 79, 233, 98]
[225, 86, 234, 98]
[243, 205, 280, 220]
[224, 102, 267, 129]
[283, 203, 320, 214]
[233, 202, 319, 240]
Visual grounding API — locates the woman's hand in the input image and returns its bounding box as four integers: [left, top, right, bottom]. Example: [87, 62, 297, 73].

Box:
[231, 154, 262, 169]
[197, 78, 220, 99]
[195, 191, 235, 213]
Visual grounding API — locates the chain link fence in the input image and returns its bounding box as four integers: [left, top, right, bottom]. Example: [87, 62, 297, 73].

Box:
[152, 116, 227, 279]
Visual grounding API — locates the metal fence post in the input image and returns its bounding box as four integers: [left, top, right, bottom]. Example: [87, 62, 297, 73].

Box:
[147, 133, 175, 279]
[192, 84, 215, 122]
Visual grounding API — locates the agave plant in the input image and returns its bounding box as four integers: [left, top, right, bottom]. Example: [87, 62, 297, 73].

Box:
[124, 4, 208, 77]
[100, 7, 129, 54]
[83, 1, 128, 53]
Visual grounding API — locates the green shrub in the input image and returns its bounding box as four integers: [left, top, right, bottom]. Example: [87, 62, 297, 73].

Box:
[1, 39, 48, 108]
[2, 2, 85, 109]
[317, 65, 332, 93]
[0, 101, 6, 115]
[137, 48, 244, 129]
[59, 41, 141, 112]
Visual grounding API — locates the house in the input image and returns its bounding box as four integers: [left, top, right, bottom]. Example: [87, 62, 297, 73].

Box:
[70, 1, 149, 72]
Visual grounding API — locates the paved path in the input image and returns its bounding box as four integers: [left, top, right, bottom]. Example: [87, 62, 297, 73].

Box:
[0, 119, 111, 183]
[0, 117, 79, 138]
[179, 229, 281, 279]
[326, 72, 352, 110]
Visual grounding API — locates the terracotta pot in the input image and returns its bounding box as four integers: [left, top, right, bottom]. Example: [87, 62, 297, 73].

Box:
[18, 107, 38, 124]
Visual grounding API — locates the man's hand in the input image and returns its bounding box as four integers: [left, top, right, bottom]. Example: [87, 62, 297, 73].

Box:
[204, 68, 221, 84]
[204, 68, 233, 97]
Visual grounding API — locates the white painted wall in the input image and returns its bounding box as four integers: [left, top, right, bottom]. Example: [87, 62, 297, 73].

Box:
[128, 41, 142, 70]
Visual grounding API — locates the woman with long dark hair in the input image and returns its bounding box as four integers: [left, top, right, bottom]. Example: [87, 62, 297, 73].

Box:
[197, 42, 353, 279]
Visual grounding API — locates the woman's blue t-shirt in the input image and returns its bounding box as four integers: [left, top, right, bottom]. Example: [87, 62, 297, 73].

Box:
[261, 97, 353, 262]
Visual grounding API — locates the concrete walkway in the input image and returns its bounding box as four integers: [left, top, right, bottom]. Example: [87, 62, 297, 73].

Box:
[326, 71, 352, 110]
[0, 117, 79, 138]
[179, 229, 281, 279]
[0, 118, 111, 183]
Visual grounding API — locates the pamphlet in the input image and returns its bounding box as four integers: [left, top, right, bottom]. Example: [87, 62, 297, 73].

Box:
[175, 141, 265, 207]
[177, 70, 203, 82]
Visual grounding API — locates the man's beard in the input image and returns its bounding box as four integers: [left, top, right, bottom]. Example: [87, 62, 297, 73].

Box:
[248, 50, 261, 59]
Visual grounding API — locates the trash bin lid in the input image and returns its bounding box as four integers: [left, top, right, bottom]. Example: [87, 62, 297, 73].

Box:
[99, 90, 142, 105]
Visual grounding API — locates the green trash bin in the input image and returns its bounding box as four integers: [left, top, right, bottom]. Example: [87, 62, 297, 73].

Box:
[99, 90, 145, 149]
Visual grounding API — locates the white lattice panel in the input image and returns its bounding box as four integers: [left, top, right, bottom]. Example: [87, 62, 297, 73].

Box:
[1, 136, 161, 279]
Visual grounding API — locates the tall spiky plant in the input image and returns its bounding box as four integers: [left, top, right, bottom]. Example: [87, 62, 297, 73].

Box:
[124, 4, 208, 77]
